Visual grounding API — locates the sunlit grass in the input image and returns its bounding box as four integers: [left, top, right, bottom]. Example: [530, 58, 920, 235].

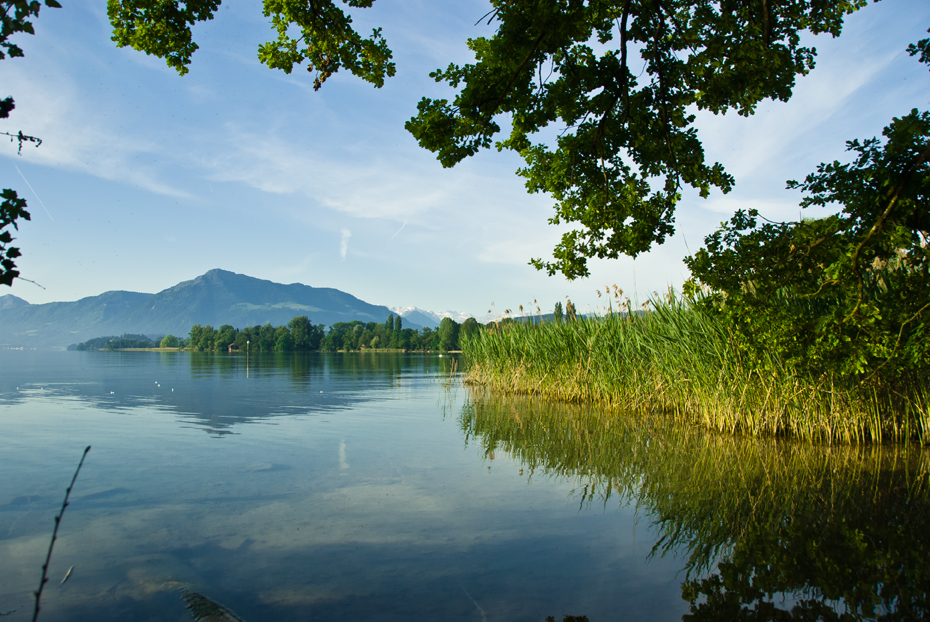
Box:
[462, 293, 930, 444]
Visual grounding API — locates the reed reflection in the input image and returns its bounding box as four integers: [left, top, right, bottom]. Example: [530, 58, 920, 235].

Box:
[459, 390, 930, 620]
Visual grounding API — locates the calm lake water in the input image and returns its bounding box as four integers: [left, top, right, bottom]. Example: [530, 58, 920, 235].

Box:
[1, 351, 927, 621]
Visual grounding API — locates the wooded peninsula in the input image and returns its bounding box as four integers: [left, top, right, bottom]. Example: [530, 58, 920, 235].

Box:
[70, 314, 482, 353]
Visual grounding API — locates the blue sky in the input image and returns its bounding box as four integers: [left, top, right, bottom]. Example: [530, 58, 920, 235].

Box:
[1, 0, 928, 319]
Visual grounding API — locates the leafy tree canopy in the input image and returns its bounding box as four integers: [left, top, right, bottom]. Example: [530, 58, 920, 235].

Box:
[408, 0, 871, 278]
[107, 0, 395, 89]
[1, 0, 61, 60]
[686, 104, 930, 383]
[1, 0, 60, 286]
[108, 0, 874, 279]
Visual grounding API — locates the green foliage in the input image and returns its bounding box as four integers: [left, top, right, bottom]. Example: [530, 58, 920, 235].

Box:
[108, 0, 395, 88]
[438, 316, 459, 351]
[160, 334, 179, 347]
[552, 301, 563, 324]
[103, 1, 902, 285]
[186, 316, 325, 352]
[258, 322, 275, 351]
[72, 333, 155, 350]
[463, 34, 930, 444]
[274, 325, 293, 351]
[686, 109, 930, 385]
[0, 188, 30, 286]
[257, 0, 394, 90]
[459, 316, 479, 342]
[288, 315, 323, 350]
[1, 0, 59, 287]
[320, 318, 461, 352]
[1, 0, 61, 61]
[406, 0, 867, 278]
[213, 323, 235, 351]
[107, 0, 219, 76]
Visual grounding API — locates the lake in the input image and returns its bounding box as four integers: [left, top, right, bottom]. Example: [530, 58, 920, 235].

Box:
[1, 351, 927, 621]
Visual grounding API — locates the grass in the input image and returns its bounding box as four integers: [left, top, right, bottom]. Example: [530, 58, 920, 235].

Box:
[461, 292, 930, 444]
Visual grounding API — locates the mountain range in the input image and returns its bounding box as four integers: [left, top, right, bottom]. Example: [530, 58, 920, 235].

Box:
[388, 306, 478, 329]
[0, 269, 436, 349]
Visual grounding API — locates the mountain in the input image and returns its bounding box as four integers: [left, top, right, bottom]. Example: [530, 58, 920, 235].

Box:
[391, 306, 476, 330]
[0, 294, 30, 310]
[0, 269, 421, 348]
[392, 307, 441, 329]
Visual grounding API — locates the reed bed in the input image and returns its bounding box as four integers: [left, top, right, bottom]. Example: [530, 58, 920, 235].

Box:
[462, 294, 930, 444]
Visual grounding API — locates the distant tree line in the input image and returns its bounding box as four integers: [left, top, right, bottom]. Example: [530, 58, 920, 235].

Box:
[187, 316, 325, 352]
[69, 314, 484, 353]
[70, 334, 165, 350]
[187, 314, 481, 352]
[322, 315, 479, 352]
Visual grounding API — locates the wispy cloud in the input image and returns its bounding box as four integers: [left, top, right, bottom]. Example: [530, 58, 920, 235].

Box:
[203, 125, 455, 222]
[389, 220, 407, 241]
[0, 64, 192, 198]
[699, 196, 805, 221]
[697, 60, 894, 182]
[340, 229, 351, 260]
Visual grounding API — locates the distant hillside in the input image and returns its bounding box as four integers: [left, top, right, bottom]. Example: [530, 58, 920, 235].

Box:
[0, 294, 29, 310]
[0, 269, 421, 348]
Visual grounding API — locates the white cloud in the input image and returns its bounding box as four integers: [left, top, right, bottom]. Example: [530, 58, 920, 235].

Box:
[201, 124, 481, 224]
[476, 235, 552, 266]
[699, 196, 805, 221]
[0, 63, 192, 198]
[696, 49, 899, 182]
[389, 220, 408, 242]
[340, 228, 351, 260]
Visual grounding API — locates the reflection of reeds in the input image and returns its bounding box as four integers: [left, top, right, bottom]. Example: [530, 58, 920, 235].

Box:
[181, 588, 246, 622]
[460, 391, 930, 613]
[461, 293, 930, 444]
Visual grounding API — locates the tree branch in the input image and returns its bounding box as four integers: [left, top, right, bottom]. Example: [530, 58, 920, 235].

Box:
[847, 140, 930, 320]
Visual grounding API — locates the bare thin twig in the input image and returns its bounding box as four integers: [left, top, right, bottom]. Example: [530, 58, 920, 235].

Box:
[32, 445, 91, 622]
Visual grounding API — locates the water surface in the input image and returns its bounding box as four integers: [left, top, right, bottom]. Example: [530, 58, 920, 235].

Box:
[1, 351, 927, 621]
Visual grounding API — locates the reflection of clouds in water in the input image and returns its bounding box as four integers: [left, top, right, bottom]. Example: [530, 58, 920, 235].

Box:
[4, 468, 588, 613]
[3, 484, 504, 617]
[0, 352, 687, 621]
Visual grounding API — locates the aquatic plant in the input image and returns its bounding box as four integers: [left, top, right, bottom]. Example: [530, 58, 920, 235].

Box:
[461, 291, 930, 444]
[460, 392, 930, 618]
[181, 589, 245, 622]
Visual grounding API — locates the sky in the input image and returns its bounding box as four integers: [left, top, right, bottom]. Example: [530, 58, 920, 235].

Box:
[1, 0, 928, 319]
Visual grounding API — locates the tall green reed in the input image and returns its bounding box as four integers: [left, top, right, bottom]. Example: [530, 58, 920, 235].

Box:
[462, 292, 930, 444]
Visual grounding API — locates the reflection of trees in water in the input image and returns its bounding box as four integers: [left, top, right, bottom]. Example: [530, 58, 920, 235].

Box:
[170, 352, 455, 429]
[3, 352, 455, 432]
[459, 391, 930, 620]
[187, 351, 453, 387]
[322, 351, 457, 379]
